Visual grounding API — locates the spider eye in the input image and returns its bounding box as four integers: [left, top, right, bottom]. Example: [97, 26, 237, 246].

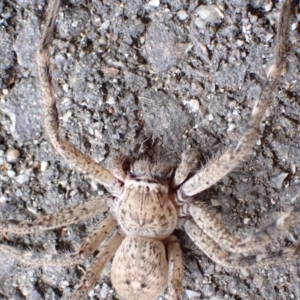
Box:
[122, 159, 131, 174]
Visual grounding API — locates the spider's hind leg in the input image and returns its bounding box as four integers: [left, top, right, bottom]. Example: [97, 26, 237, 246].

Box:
[184, 219, 300, 269]
[236, 206, 300, 252]
[166, 235, 183, 300]
[72, 231, 123, 300]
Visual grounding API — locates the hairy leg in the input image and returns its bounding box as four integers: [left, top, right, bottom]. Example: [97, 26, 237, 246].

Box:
[72, 231, 123, 300]
[167, 236, 183, 300]
[188, 201, 240, 252]
[36, 0, 121, 195]
[0, 215, 117, 266]
[179, 0, 292, 198]
[172, 149, 200, 189]
[188, 201, 300, 254]
[0, 196, 112, 234]
[184, 219, 300, 269]
[237, 206, 300, 252]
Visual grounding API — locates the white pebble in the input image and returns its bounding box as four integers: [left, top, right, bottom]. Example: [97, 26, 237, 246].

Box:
[15, 189, 23, 197]
[196, 5, 224, 23]
[291, 22, 298, 31]
[62, 83, 69, 93]
[183, 99, 200, 113]
[194, 17, 206, 29]
[101, 20, 110, 30]
[100, 283, 109, 299]
[7, 170, 16, 178]
[60, 280, 69, 288]
[71, 20, 78, 27]
[0, 196, 7, 203]
[227, 123, 236, 133]
[62, 110, 72, 123]
[6, 148, 20, 163]
[265, 33, 274, 42]
[148, 0, 160, 7]
[236, 40, 244, 47]
[177, 10, 188, 21]
[40, 161, 48, 172]
[15, 174, 30, 184]
[185, 289, 201, 299]
[253, 274, 264, 288]
[208, 113, 214, 121]
[243, 217, 250, 225]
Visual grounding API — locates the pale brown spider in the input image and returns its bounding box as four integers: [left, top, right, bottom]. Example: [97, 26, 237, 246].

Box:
[0, 0, 298, 299]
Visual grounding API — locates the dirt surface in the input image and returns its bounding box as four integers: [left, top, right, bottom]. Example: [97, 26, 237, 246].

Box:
[0, 0, 300, 299]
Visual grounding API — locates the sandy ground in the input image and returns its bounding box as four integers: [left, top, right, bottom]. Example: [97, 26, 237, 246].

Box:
[0, 0, 300, 299]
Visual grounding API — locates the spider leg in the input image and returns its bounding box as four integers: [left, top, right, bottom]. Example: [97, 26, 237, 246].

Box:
[172, 149, 200, 189]
[187, 202, 300, 254]
[0, 214, 117, 267]
[187, 201, 240, 252]
[36, 0, 120, 195]
[166, 236, 183, 300]
[236, 206, 300, 253]
[184, 219, 300, 269]
[0, 196, 111, 234]
[72, 231, 123, 300]
[179, 0, 292, 199]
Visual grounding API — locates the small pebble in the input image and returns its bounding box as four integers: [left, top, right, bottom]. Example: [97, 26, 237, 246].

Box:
[0, 196, 7, 203]
[6, 148, 20, 163]
[177, 10, 188, 21]
[186, 289, 201, 299]
[15, 174, 30, 184]
[100, 283, 109, 299]
[194, 17, 206, 29]
[40, 161, 48, 172]
[15, 189, 23, 197]
[253, 274, 264, 288]
[270, 173, 288, 189]
[62, 83, 69, 93]
[7, 170, 16, 178]
[101, 20, 110, 30]
[148, 0, 160, 7]
[183, 99, 200, 113]
[196, 5, 224, 24]
[227, 123, 236, 133]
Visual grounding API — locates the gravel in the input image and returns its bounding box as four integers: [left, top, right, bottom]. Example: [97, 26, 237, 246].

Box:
[0, 1, 299, 300]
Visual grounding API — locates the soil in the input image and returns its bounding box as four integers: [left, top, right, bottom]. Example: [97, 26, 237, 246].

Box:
[0, 0, 299, 300]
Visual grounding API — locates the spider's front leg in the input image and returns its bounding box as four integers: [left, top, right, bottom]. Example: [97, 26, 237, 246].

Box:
[179, 0, 292, 199]
[172, 149, 200, 188]
[36, 0, 121, 196]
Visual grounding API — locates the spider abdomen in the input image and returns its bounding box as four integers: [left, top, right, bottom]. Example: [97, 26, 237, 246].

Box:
[111, 236, 168, 300]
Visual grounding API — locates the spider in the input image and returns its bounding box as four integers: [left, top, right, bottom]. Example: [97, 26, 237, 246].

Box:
[0, 0, 298, 299]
